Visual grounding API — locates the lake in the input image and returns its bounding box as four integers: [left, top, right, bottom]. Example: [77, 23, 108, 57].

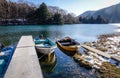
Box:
[0, 24, 119, 78]
[0, 24, 118, 45]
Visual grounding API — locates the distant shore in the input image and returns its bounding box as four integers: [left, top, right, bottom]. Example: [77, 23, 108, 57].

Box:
[0, 23, 119, 26]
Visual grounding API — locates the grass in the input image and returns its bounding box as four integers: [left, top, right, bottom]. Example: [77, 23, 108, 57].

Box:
[73, 53, 93, 69]
[96, 47, 108, 52]
[99, 62, 120, 78]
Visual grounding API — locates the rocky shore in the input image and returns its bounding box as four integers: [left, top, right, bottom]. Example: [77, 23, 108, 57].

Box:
[69, 33, 120, 78]
[81, 33, 120, 78]
[84, 33, 120, 57]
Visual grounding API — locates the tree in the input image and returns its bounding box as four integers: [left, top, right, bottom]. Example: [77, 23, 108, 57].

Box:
[95, 15, 109, 24]
[53, 13, 64, 24]
[0, 1, 83, 25]
[37, 3, 51, 24]
[89, 16, 95, 24]
[0, 0, 35, 22]
[63, 13, 79, 24]
[79, 15, 109, 24]
[96, 15, 103, 24]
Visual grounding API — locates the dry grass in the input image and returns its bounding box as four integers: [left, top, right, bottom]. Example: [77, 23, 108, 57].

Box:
[99, 62, 120, 78]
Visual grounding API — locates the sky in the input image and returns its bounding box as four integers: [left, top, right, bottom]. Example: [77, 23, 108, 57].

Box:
[11, 0, 120, 16]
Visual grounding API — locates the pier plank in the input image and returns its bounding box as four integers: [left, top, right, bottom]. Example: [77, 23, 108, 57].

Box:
[17, 36, 35, 48]
[81, 45, 111, 58]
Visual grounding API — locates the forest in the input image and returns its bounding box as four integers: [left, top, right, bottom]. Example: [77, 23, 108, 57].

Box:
[0, 0, 108, 25]
[79, 15, 109, 24]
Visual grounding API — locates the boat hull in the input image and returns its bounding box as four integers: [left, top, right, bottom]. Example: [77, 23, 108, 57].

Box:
[34, 38, 56, 55]
[36, 47, 55, 55]
[56, 41, 78, 56]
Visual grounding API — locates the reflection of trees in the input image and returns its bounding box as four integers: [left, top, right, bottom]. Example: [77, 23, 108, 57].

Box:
[0, 29, 64, 46]
[34, 28, 63, 40]
[1, 38, 11, 46]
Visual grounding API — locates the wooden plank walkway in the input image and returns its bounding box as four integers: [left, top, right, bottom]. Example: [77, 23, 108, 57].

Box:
[5, 36, 43, 78]
[81, 45, 111, 58]
[111, 56, 120, 62]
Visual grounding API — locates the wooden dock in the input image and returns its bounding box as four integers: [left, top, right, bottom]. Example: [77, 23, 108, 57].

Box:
[81, 45, 111, 58]
[4, 36, 43, 78]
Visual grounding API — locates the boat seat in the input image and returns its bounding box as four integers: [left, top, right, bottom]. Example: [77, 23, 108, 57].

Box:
[0, 52, 11, 62]
[60, 42, 73, 46]
[58, 39, 71, 43]
[60, 39, 79, 46]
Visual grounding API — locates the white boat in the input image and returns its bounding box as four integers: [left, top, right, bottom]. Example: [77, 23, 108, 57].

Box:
[34, 38, 56, 55]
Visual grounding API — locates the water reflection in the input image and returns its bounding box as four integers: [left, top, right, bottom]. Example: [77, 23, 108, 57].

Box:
[56, 46, 76, 57]
[38, 52, 57, 73]
[0, 30, 62, 46]
[57, 45, 100, 78]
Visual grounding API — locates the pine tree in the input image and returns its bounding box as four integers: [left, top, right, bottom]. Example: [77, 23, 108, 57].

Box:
[53, 13, 64, 24]
[96, 15, 102, 24]
[37, 3, 51, 24]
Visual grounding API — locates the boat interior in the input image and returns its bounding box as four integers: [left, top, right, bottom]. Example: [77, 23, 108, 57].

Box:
[35, 38, 55, 47]
[58, 37, 80, 46]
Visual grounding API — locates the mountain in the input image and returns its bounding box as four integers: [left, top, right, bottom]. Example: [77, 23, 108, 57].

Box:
[80, 3, 120, 23]
[80, 11, 95, 17]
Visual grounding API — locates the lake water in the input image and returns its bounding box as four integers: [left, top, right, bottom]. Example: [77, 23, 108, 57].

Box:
[0, 24, 118, 46]
[0, 24, 119, 78]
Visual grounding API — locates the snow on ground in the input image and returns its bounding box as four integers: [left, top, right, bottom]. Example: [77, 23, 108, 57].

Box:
[110, 23, 120, 32]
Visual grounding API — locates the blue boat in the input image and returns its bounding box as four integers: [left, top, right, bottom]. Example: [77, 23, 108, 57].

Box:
[0, 46, 15, 77]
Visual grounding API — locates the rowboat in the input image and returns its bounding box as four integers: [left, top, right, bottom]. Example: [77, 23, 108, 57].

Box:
[0, 46, 15, 77]
[56, 37, 80, 56]
[34, 38, 56, 55]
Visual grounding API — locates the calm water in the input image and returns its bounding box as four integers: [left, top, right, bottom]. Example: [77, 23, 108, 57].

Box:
[0, 24, 119, 78]
[0, 24, 118, 45]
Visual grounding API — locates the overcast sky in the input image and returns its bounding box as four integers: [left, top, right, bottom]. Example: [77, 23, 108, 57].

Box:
[11, 0, 120, 16]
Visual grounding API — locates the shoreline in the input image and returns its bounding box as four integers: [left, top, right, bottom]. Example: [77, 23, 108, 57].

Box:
[110, 23, 120, 32]
[78, 33, 120, 77]
[0, 23, 120, 26]
[83, 33, 120, 60]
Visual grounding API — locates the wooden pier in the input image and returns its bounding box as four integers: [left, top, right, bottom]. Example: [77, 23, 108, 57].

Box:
[81, 45, 111, 58]
[5, 36, 43, 78]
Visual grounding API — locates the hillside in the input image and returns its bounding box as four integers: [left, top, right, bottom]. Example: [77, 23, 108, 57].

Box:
[80, 3, 120, 23]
